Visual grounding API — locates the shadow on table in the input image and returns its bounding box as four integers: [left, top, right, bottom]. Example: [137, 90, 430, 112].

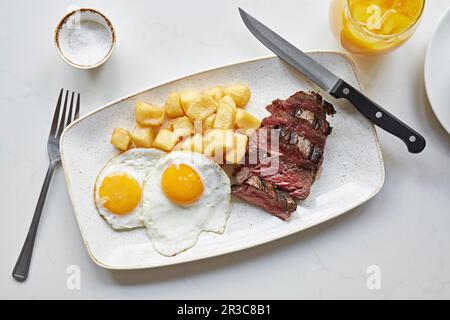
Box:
[107, 198, 377, 286]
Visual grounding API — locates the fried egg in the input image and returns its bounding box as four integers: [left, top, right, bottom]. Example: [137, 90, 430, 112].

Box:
[94, 148, 165, 230]
[142, 151, 231, 256]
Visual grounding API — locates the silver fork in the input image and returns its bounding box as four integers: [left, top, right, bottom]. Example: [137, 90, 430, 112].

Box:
[12, 89, 80, 282]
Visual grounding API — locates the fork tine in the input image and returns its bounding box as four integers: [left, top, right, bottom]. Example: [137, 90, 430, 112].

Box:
[74, 93, 80, 120]
[66, 92, 74, 127]
[56, 90, 69, 138]
[49, 89, 63, 137]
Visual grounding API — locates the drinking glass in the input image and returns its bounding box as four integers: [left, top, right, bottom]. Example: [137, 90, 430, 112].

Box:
[329, 0, 425, 55]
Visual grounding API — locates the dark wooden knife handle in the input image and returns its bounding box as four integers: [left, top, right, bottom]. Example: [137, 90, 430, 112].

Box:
[330, 80, 426, 154]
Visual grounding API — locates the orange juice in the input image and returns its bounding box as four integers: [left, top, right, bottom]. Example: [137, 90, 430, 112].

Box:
[330, 0, 425, 54]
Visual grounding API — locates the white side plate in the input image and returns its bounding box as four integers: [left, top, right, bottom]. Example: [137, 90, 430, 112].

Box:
[425, 7, 450, 134]
[61, 52, 384, 270]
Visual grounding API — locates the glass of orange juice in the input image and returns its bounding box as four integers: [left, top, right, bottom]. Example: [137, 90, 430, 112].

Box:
[330, 0, 425, 55]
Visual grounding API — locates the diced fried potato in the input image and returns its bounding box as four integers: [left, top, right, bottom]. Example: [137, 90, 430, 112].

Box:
[191, 133, 204, 153]
[202, 113, 216, 134]
[130, 125, 155, 148]
[111, 128, 131, 151]
[213, 102, 235, 130]
[179, 91, 199, 114]
[159, 118, 172, 130]
[224, 84, 251, 108]
[135, 101, 164, 126]
[220, 95, 236, 111]
[225, 133, 248, 164]
[152, 129, 179, 151]
[191, 119, 203, 134]
[186, 93, 218, 121]
[203, 86, 224, 102]
[203, 129, 234, 159]
[181, 133, 203, 153]
[169, 116, 194, 137]
[235, 108, 261, 130]
[164, 92, 184, 118]
[180, 136, 192, 151]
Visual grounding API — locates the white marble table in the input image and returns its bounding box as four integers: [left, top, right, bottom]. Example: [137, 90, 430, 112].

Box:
[1, 0, 449, 299]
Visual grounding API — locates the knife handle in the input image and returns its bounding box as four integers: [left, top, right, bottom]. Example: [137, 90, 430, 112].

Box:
[330, 80, 426, 154]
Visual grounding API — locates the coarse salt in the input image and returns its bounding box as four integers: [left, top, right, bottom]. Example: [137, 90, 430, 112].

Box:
[59, 19, 112, 66]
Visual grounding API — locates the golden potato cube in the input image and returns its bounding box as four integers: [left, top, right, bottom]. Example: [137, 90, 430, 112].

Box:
[181, 133, 203, 153]
[224, 84, 251, 108]
[130, 126, 155, 148]
[202, 113, 216, 134]
[213, 102, 235, 130]
[225, 133, 248, 164]
[191, 133, 204, 153]
[219, 95, 236, 111]
[186, 93, 218, 121]
[203, 86, 224, 102]
[165, 92, 184, 118]
[203, 129, 234, 159]
[135, 101, 165, 126]
[235, 108, 261, 130]
[169, 116, 194, 137]
[191, 119, 203, 134]
[152, 129, 179, 151]
[111, 128, 131, 151]
[179, 91, 199, 114]
[180, 136, 192, 151]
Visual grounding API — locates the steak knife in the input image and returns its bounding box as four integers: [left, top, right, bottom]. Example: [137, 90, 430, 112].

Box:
[239, 8, 426, 154]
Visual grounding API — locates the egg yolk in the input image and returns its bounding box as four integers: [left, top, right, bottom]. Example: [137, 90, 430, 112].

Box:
[99, 173, 141, 215]
[161, 164, 204, 205]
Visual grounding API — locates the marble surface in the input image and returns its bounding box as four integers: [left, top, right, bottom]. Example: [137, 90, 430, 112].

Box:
[1, 0, 449, 299]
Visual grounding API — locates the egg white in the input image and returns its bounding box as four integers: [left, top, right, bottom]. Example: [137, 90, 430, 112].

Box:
[94, 148, 165, 230]
[142, 151, 231, 256]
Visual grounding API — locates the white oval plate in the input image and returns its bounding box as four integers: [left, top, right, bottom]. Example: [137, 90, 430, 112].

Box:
[425, 8, 450, 134]
[61, 52, 384, 270]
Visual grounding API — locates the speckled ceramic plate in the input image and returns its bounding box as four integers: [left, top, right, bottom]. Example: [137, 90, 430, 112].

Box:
[61, 52, 384, 270]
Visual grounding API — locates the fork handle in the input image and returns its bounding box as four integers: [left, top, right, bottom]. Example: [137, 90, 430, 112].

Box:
[12, 162, 57, 281]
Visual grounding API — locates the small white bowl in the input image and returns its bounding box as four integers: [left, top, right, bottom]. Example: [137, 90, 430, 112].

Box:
[54, 8, 116, 69]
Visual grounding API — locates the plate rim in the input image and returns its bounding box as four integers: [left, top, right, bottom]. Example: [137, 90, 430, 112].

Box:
[424, 7, 450, 134]
[60, 51, 385, 270]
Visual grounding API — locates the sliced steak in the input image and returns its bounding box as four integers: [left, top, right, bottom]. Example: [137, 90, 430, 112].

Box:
[248, 128, 320, 171]
[231, 91, 335, 220]
[231, 179, 296, 220]
[236, 160, 314, 200]
[266, 91, 335, 136]
[262, 115, 326, 146]
[251, 159, 314, 200]
[266, 94, 332, 118]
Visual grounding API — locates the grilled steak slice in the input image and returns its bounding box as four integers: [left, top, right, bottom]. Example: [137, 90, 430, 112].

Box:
[266, 91, 335, 136]
[231, 91, 335, 220]
[231, 179, 296, 220]
[267, 91, 335, 118]
[236, 160, 314, 200]
[279, 126, 323, 164]
[262, 115, 326, 147]
[248, 128, 320, 171]
[260, 91, 335, 171]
